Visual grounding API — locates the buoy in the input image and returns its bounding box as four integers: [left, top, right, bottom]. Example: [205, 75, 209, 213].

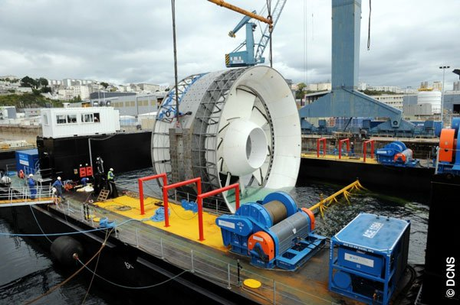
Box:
[50, 236, 83, 266]
[243, 278, 261, 289]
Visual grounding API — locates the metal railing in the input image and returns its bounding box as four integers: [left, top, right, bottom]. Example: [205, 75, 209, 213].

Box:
[55, 200, 337, 305]
[0, 184, 55, 206]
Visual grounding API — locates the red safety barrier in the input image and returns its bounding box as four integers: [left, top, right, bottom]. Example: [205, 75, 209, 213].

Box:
[86, 166, 93, 176]
[338, 138, 350, 160]
[196, 183, 240, 241]
[138, 173, 168, 216]
[363, 139, 375, 163]
[317, 137, 327, 158]
[163, 177, 202, 229]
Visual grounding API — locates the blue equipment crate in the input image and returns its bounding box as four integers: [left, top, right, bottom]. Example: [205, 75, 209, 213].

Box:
[329, 213, 410, 305]
[15, 149, 39, 175]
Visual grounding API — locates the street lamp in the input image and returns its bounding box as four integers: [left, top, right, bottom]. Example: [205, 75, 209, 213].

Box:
[439, 65, 450, 126]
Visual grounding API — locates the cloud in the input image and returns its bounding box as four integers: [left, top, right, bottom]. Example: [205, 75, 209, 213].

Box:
[0, 0, 459, 89]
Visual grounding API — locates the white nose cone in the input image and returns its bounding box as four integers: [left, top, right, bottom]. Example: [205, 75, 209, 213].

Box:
[223, 119, 267, 176]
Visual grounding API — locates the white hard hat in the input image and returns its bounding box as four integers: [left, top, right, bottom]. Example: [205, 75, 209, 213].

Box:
[29, 174, 33, 177]
[110, 168, 113, 171]
[57, 176, 61, 180]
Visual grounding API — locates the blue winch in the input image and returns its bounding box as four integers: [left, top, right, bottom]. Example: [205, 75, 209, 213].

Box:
[216, 192, 325, 271]
[375, 141, 419, 167]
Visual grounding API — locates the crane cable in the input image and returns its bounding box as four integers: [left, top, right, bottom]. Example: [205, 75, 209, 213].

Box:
[171, 0, 180, 126]
[267, 0, 273, 67]
[367, 0, 371, 50]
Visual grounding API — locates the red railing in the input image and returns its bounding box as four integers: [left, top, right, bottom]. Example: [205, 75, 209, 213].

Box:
[138, 173, 168, 215]
[317, 137, 327, 157]
[196, 183, 240, 241]
[163, 177, 202, 228]
[363, 139, 375, 162]
[338, 138, 350, 159]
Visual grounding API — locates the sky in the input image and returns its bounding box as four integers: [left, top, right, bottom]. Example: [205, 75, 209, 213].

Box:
[0, 0, 459, 90]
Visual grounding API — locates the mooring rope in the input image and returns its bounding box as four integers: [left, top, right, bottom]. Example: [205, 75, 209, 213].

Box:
[76, 260, 189, 290]
[24, 228, 115, 305]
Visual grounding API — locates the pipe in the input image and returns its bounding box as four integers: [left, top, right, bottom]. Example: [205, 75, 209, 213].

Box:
[163, 177, 202, 230]
[363, 139, 375, 163]
[138, 173, 168, 216]
[197, 183, 240, 241]
[338, 138, 350, 159]
[317, 137, 326, 158]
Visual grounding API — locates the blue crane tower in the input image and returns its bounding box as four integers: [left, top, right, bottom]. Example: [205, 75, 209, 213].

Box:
[299, 0, 415, 134]
[225, 0, 287, 68]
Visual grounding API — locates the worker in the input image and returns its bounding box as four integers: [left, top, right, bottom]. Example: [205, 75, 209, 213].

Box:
[94, 156, 105, 194]
[107, 168, 118, 198]
[28, 174, 36, 199]
[52, 176, 65, 201]
[350, 142, 355, 156]
[81, 177, 90, 187]
[96, 156, 104, 174]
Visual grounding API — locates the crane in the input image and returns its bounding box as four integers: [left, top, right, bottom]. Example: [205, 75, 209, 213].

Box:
[208, 0, 287, 68]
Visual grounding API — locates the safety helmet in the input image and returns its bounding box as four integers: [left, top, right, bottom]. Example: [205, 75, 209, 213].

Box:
[57, 176, 61, 180]
[110, 168, 113, 171]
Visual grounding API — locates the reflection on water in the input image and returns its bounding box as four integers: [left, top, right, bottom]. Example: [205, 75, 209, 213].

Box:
[0, 219, 110, 305]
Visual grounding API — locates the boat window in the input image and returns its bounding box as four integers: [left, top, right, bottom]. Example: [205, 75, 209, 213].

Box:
[56, 115, 66, 124]
[67, 114, 77, 124]
[43, 114, 49, 125]
[94, 113, 100, 122]
[81, 113, 93, 123]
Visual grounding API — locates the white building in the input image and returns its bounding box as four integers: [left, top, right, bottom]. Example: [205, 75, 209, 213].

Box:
[138, 83, 160, 92]
[453, 81, 460, 92]
[305, 82, 331, 92]
[432, 81, 442, 91]
[73, 84, 90, 100]
[373, 94, 404, 111]
[366, 85, 403, 93]
[0, 106, 16, 120]
[417, 91, 441, 114]
[41, 107, 120, 138]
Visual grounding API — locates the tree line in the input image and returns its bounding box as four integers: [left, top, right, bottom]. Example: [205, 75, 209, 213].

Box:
[20, 76, 52, 94]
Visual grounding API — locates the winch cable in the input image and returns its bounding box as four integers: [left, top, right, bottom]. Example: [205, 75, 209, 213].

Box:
[29, 204, 53, 243]
[267, 0, 273, 67]
[81, 229, 110, 304]
[169, 200, 198, 220]
[24, 228, 114, 305]
[76, 259, 189, 290]
[1, 216, 149, 238]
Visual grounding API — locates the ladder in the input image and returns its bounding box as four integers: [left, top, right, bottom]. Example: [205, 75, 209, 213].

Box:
[97, 189, 110, 202]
